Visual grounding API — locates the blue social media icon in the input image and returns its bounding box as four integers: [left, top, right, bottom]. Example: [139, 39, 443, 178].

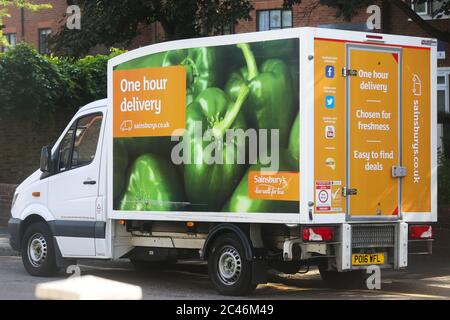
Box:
[325, 66, 335, 78]
[325, 96, 335, 109]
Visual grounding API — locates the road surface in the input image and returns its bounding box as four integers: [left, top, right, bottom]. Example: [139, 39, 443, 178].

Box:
[1, 253, 450, 300]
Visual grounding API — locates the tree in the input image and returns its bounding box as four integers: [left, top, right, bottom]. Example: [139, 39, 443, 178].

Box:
[284, 0, 450, 43]
[50, 0, 254, 57]
[0, 0, 51, 47]
[51, 0, 450, 57]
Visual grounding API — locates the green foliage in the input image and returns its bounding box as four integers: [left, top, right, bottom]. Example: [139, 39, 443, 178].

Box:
[0, 43, 124, 120]
[0, 43, 63, 117]
[50, 0, 254, 57]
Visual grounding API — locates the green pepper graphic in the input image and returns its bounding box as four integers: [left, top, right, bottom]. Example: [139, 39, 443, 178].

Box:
[162, 47, 218, 106]
[119, 154, 185, 211]
[225, 43, 296, 147]
[288, 113, 300, 171]
[183, 85, 250, 211]
[113, 140, 128, 200]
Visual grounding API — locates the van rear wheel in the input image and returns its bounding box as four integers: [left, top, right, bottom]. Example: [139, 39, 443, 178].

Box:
[21, 222, 60, 277]
[208, 233, 256, 296]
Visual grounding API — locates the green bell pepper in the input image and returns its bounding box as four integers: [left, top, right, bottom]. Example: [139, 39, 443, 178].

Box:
[162, 47, 218, 105]
[114, 52, 166, 71]
[251, 38, 299, 62]
[288, 113, 300, 171]
[119, 154, 185, 211]
[222, 150, 299, 213]
[184, 85, 250, 211]
[225, 43, 296, 147]
[113, 140, 128, 200]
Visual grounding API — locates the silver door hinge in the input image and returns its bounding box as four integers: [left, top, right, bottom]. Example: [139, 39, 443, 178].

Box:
[392, 166, 407, 178]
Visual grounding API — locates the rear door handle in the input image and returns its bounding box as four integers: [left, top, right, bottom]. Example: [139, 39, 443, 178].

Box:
[83, 180, 96, 185]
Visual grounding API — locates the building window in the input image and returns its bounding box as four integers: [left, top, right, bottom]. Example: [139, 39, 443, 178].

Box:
[257, 9, 293, 31]
[38, 28, 51, 54]
[437, 70, 450, 115]
[411, 1, 449, 19]
[1, 33, 17, 52]
[412, 1, 428, 15]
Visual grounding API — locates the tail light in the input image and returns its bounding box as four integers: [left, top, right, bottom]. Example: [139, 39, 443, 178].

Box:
[302, 227, 334, 242]
[409, 225, 433, 239]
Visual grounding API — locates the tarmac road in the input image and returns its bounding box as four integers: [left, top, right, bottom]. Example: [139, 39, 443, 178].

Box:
[1, 253, 450, 300]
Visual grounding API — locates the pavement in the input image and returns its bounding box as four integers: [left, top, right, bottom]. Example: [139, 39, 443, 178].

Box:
[0, 227, 18, 257]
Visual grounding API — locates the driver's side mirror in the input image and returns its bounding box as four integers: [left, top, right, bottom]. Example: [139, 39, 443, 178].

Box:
[40, 146, 52, 173]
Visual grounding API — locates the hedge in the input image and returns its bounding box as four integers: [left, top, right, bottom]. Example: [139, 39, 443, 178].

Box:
[0, 43, 125, 121]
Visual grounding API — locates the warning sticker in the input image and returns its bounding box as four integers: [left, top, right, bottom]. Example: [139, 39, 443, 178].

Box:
[316, 181, 331, 211]
[315, 180, 343, 212]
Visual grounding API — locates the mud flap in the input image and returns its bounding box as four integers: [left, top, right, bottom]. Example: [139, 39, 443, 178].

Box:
[252, 260, 268, 285]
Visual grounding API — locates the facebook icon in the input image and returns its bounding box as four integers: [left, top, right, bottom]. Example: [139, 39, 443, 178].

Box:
[325, 66, 335, 78]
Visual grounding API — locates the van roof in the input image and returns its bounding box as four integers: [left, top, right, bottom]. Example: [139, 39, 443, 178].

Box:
[78, 98, 107, 112]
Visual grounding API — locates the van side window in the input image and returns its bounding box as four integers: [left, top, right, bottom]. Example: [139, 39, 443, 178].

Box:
[58, 125, 75, 171]
[71, 113, 103, 168]
[56, 112, 103, 172]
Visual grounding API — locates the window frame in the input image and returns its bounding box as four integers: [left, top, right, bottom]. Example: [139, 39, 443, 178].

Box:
[55, 112, 103, 175]
[410, 1, 449, 20]
[0, 33, 17, 52]
[412, 1, 429, 15]
[437, 69, 450, 115]
[38, 28, 52, 54]
[256, 8, 293, 31]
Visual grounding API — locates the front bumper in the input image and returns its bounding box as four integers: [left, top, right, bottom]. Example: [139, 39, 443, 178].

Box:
[7, 218, 21, 251]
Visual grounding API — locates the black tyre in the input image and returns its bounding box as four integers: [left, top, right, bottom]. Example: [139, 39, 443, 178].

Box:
[21, 222, 60, 277]
[318, 262, 365, 289]
[208, 233, 256, 296]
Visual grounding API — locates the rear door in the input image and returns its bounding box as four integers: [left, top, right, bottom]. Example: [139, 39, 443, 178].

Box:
[345, 45, 402, 219]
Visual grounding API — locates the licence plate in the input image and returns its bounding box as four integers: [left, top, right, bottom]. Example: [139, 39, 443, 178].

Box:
[352, 253, 385, 265]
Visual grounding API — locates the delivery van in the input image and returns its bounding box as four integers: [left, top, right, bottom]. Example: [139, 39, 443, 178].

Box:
[8, 27, 437, 296]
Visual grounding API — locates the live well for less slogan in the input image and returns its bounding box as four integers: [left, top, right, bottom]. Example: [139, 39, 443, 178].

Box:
[248, 171, 300, 202]
[113, 66, 186, 138]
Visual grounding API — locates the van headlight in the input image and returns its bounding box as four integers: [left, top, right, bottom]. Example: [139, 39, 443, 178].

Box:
[11, 193, 18, 209]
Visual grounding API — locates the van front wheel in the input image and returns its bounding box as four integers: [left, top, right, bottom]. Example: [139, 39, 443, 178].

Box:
[21, 222, 60, 277]
[208, 233, 256, 296]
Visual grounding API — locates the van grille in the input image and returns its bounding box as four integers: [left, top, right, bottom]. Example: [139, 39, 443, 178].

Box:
[351, 224, 395, 248]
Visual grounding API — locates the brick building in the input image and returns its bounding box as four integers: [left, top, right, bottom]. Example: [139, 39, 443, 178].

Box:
[1, 0, 66, 54]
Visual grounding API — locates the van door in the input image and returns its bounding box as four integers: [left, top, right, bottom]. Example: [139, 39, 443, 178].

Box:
[345, 45, 402, 219]
[47, 109, 105, 256]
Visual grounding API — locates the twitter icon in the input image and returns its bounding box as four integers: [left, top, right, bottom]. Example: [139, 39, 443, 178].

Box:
[325, 96, 335, 109]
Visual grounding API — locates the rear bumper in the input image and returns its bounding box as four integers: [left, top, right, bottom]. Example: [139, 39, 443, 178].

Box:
[284, 223, 411, 271]
[7, 218, 21, 251]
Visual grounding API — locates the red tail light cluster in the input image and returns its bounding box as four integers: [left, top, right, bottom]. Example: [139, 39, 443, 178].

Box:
[302, 227, 334, 242]
[409, 225, 433, 239]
